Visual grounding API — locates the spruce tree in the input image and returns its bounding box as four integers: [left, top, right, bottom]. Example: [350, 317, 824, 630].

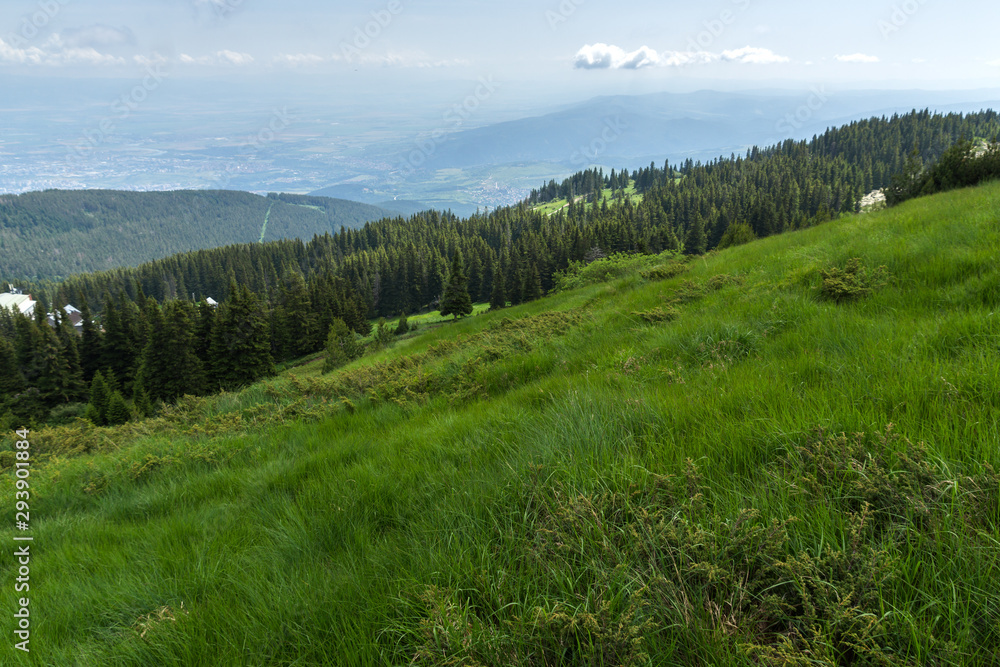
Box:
[684, 216, 707, 256]
[439, 250, 473, 319]
[137, 300, 206, 404]
[77, 297, 103, 383]
[105, 391, 131, 426]
[323, 318, 362, 373]
[209, 283, 275, 390]
[489, 272, 506, 311]
[0, 337, 25, 400]
[394, 313, 410, 336]
[86, 370, 110, 426]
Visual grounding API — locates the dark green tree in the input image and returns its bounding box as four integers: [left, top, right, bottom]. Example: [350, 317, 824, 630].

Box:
[136, 300, 206, 404]
[394, 313, 410, 336]
[439, 250, 473, 319]
[77, 297, 103, 383]
[106, 391, 131, 426]
[0, 337, 25, 400]
[684, 216, 707, 256]
[209, 283, 275, 390]
[85, 370, 111, 426]
[323, 317, 362, 373]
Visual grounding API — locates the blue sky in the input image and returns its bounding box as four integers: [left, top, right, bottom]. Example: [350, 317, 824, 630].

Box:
[1, 0, 997, 96]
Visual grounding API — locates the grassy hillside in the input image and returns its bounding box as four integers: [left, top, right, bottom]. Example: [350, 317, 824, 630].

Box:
[0, 190, 396, 280]
[2, 183, 999, 665]
[531, 181, 644, 216]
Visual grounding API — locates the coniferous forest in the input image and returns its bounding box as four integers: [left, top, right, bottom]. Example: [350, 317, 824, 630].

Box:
[2, 108, 999, 427]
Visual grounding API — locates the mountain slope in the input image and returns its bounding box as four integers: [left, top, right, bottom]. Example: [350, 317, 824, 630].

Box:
[387, 90, 1000, 170]
[2, 183, 999, 663]
[0, 190, 396, 280]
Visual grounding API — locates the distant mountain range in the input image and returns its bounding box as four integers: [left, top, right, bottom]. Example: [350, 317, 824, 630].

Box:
[381, 90, 1000, 171]
[0, 190, 396, 280]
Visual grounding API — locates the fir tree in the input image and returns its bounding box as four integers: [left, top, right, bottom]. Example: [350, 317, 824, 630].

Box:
[0, 337, 25, 400]
[684, 216, 707, 256]
[439, 250, 473, 319]
[323, 318, 362, 373]
[86, 370, 111, 426]
[209, 283, 275, 390]
[77, 297, 103, 383]
[489, 272, 506, 311]
[105, 391, 131, 426]
[137, 300, 206, 404]
[394, 313, 410, 336]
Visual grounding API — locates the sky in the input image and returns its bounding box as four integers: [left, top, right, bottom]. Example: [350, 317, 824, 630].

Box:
[1, 0, 998, 100]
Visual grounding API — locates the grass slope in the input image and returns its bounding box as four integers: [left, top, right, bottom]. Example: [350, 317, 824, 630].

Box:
[2, 183, 1000, 665]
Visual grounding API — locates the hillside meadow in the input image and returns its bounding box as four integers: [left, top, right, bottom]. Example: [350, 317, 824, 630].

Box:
[2, 182, 999, 665]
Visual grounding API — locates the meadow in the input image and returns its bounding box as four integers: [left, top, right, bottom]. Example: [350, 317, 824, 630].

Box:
[1, 182, 999, 665]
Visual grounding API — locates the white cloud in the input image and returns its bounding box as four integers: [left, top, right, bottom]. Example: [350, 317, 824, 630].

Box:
[988, 58, 1000, 67]
[574, 43, 662, 70]
[134, 53, 169, 67]
[574, 43, 790, 70]
[835, 53, 880, 63]
[0, 36, 124, 66]
[217, 49, 254, 66]
[179, 50, 254, 66]
[721, 46, 790, 65]
[273, 53, 330, 67]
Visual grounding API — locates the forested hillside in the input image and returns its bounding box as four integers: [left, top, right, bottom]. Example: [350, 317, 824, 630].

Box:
[25, 109, 1000, 320]
[2, 181, 998, 664]
[0, 190, 396, 280]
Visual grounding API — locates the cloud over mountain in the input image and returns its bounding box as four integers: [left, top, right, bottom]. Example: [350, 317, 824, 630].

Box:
[574, 44, 790, 70]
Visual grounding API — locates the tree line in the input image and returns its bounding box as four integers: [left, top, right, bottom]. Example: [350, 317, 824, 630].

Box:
[2, 108, 998, 426]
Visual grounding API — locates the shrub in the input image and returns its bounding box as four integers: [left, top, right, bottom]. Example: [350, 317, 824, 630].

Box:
[47, 402, 89, 426]
[633, 306, 679, 324]
[323, 318, 363, 373]
[717, 221, 757, 249]
[640, 262, 688, 281]
[819, 258, 889, 303]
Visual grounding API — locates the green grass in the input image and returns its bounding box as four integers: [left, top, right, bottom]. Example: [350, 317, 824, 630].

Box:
[2, 183, 1000, 665]
[531, 182, 644, 216]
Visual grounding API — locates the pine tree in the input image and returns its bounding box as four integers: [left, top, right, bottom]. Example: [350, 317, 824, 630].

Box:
[684, 216, 707, 256]
[86, 370, 110, 426]
[77, 297, 103, 383]
[137, 300, 206, 404]
[323, 317, 362, 373]
[0, 337, 25, 400]
[105, 391, 131, 426]
[489, 271, 506, 311]
[522, 262, 543, 302]
[439, 250, 473, 319]
[209, 283, 275, 390]
[394, 313, 410, 336]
